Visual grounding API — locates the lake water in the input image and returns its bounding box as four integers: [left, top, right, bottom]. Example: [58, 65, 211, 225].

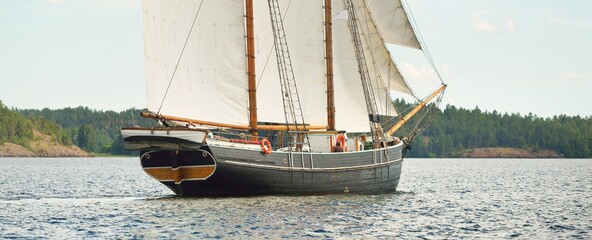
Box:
[1, 157, 590, 239]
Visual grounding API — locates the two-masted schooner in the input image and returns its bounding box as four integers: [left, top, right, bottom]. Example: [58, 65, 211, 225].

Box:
[122, 0, 446, 196]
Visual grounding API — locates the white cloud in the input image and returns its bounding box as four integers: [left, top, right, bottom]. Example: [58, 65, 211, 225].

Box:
[398, 62, 451, 98]
[470, 10, 486, 19]
[563, 72, 592, 84]
[46, 0, 64, 4]
[88, 0, 140, 9]
[473, 21, 496, 33]
[470, 11, 516, 33]
[401, 62, 423, 78]
[525, 72, 592, 86]
[470, 10, 496, 33]
[438, 64, 450, 74]
[505, 19, 516, 31]
[400, 62, 450, 79]
[547, 13, 592, 28]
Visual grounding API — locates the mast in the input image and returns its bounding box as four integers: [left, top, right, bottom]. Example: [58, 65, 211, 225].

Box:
[325, 0, 335, 130]
[246, 0, 258, 138]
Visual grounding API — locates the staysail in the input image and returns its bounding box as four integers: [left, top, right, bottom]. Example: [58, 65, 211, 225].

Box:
[365, 0, 422, 49]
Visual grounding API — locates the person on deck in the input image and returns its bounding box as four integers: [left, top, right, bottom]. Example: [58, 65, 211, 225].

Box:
[332, 141, 344, 152]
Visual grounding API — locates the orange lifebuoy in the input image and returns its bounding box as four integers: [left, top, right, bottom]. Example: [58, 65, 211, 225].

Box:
[260, 139, 272, 155]
[336, 134, 346, 149]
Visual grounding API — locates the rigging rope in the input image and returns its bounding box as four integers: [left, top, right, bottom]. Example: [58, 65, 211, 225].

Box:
[157, 0, 205, 114]
[402, 0, 445, 85]
[256, 0, 293, 90]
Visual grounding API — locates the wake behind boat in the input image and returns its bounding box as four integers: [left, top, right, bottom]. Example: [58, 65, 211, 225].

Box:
[122, 0, 446, 196]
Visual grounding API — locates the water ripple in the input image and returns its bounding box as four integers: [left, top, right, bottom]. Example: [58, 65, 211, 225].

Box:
[0, 158, 591, 238]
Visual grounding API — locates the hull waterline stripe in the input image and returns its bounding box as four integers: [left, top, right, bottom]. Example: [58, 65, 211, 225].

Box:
[144, 166, 216, 182]
[222, 158, 402, 172]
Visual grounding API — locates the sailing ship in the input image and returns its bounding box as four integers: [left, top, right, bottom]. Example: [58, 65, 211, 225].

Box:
[122, 0, 446, 196]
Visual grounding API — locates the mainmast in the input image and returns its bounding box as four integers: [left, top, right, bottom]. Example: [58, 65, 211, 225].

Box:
[324, 0, 335, 130]
[246, 0, 258, 139]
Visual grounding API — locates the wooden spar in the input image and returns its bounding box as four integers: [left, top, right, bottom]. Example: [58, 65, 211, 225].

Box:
[140, 112, 327, 131]
[324, 0, 335, 130]
[259, 125, 327, 131]
[246, 0, 258, 138]
[386, 84, 447, 136]
[141, 112, 250, 129]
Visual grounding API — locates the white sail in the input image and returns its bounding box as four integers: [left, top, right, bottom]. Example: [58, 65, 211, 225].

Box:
[332, 1, 374, 133]
[357, 0, 413, 115]
[252, 1, 284, 124]
[255, 1, 327, 127]
[141, 0, 422, 133]
[282, 1, 327, 127]
[331, 0, 420, 132]
[142, 0, 249, 126]
[365, 0, 422, 49]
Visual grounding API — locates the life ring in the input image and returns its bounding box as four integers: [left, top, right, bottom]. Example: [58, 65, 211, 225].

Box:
[336, 134, 346, 149]
[260, 139, 272, 155]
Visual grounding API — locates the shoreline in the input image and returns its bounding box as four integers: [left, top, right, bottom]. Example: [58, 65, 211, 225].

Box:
[0, 142, 93, 158]
[1, 145, 563, 158]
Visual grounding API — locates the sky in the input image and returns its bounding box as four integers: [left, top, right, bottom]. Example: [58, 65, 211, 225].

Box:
[0, 0, 591, 118]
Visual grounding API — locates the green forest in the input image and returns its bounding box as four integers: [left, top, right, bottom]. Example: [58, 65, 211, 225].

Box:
[393, 99, 592, 158]
[0, 101, 71, 149]
[1, 100, 591, 158]
[15, 104, 152, 155]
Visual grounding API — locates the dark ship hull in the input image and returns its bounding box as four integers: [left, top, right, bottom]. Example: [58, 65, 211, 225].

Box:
[138, 141, 403, 196]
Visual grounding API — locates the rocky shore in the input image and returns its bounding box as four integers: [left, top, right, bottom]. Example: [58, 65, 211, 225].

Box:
[0, 131, 93, 157]
[459, 147, 562, 158]
[0, 142, 93, 157]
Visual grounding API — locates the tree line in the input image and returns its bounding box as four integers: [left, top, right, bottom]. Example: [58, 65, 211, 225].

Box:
[15, 105, 152, 155]
[0, 101, 71, 149]
[394, 99, 592, 158]
[2, 99, 591, 158]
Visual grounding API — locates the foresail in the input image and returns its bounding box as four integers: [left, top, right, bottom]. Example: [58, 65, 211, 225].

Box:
[356, 0, 414, 112]
[365, 0, 421, 49]
[142, 0, 249, 126]
[332, 0, 420, 132]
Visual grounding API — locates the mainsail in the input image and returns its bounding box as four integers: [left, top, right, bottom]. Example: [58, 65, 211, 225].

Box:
[143, 1, 249, 126]
[142, 0, 428, 134]
[254, 1, 327, 127]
